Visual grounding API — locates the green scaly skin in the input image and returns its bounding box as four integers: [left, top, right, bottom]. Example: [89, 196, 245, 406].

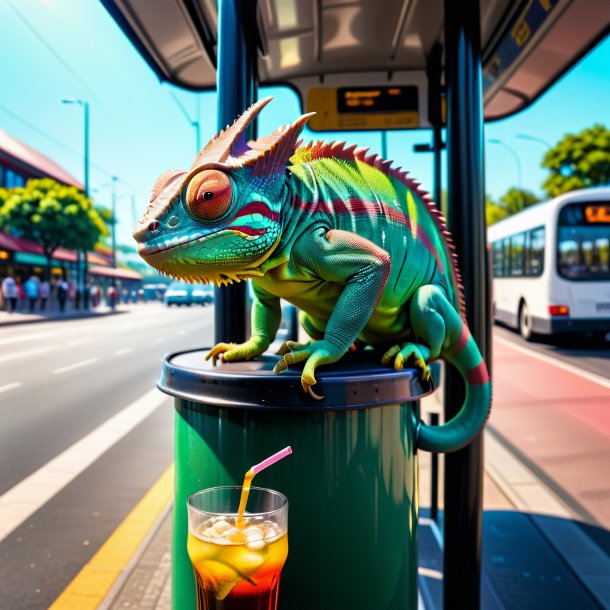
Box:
[134, 98, 491, 452]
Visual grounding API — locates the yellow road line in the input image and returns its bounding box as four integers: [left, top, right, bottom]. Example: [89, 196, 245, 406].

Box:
[49, 464, 173, 610]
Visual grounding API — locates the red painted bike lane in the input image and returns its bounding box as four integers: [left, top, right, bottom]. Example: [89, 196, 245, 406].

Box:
[489, 336, 610, 529]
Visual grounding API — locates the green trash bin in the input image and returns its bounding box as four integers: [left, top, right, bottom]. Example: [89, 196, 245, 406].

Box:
[159, 349, 440, 610]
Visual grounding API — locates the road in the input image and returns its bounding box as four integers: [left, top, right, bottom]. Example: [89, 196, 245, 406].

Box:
[0, 307, 608, 609]
[490, 324, 610, 529]
[0, 304, 214, 610]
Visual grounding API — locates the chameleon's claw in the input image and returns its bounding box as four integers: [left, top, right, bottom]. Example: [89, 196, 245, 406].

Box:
[381, 344, 401, 366]
[275, 342, 291, 356]
[205, 343, 236, 366]
[273, 358, 288, 374]
[302, 378, 324, 400]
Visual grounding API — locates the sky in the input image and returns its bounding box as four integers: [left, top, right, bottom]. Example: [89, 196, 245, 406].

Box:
[1, 0, 609, 248]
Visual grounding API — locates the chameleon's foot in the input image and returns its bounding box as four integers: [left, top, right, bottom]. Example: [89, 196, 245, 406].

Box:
[205, 338, 267, 366]
[381, 342, 432, 381]
[272, 339, 345, 400]
[275, 340, 309, 356]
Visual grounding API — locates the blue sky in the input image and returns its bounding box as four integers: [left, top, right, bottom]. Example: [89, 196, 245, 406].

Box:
[1, 0, 609, 246]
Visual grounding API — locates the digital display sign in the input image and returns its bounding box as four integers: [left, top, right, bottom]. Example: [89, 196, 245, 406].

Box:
[337, 86, 418, 115]
[306, 86, 419, 132]
[584, 205, 610, 224]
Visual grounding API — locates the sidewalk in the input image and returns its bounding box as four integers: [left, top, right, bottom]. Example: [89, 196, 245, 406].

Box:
[97, 337, 610, 609]
[0, 303, 129, 326]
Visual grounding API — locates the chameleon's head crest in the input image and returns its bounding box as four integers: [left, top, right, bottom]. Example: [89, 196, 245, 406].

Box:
[191, 96, 314, 175]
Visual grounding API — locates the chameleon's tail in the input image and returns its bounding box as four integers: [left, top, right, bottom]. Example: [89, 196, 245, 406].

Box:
[417, 325, 491, 453]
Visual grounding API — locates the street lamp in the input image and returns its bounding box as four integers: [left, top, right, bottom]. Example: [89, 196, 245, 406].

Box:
[62, 99, 90, 195]
[515, 133, 552, 151]
[488, 138, 524, 209]
[62, 98, 90, 307]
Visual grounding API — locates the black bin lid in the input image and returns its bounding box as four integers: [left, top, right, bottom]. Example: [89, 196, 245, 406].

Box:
[158, 348, 438, 411]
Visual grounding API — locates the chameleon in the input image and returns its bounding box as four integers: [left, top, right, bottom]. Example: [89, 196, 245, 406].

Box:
[134, 97, 491, 452]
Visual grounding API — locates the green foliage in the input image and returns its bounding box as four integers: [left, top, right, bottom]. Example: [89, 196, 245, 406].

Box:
[485, 188, 541, 226]
[542, 124, 610, 197]
[0, 178, 109, 258]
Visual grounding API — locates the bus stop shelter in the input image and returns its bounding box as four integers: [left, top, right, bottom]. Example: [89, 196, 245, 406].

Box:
[101, 0, 610, 607]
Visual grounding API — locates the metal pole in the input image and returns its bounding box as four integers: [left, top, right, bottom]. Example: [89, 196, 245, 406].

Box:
[381, 131, 388, 160]
[82, 101, 90, 308]
[430, 412, 439, 522]
[215, 0, 257, 344]
[427, 42, 443, 209]
[111, 176, 118, 270]
[443, 0, 488, 607]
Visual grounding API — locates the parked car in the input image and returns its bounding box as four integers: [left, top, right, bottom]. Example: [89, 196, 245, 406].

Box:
[164, 281, 191, 306]
[191, 283, 214, 305]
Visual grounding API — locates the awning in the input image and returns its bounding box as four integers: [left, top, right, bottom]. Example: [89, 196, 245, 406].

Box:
[101, 0, 610, 124]
[88, 265, 142, 281]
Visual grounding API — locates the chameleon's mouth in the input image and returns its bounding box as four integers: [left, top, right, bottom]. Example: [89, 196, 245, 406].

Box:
[137, 228, 229, 257]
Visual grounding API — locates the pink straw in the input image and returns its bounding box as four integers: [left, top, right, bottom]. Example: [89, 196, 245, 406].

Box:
[251, 446, 292, 475]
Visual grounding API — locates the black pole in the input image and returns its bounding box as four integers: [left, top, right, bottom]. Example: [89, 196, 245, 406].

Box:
[214, 0, 258, 344]
[443, 0, 489, 608]
[430, 412, 439, 522]
[426, 42, 443, 209]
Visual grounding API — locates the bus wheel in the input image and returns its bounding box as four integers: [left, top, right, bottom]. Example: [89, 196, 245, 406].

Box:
[519, 301, 534, 341]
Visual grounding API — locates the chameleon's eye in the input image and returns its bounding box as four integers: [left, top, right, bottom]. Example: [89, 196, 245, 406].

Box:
[185, 170, 232, 221]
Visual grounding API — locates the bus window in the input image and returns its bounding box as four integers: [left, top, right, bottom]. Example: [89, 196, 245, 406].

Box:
[503, 238, 511, 276]
[558, 202, 610, 280]
[510, 233, 525, 276]
[526, 226, 545, 276]
[492, 241, 504, 277]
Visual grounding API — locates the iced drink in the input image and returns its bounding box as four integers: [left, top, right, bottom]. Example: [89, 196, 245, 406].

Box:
[187, 486, 288, 610]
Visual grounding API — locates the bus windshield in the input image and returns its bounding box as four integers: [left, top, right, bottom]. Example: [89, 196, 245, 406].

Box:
[557, 202, 610, 281]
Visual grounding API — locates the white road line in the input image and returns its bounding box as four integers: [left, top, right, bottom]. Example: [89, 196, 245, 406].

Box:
[0, 382, 22, 394]
[53, 358, 99, 375]
[0, 346, 52, 364]
[0, 332, 57, 346]
[0, 388, 168, 543]
[495, 335, 610, 390]
[67, 338, 91, 347]
[115, 347, 133, 355]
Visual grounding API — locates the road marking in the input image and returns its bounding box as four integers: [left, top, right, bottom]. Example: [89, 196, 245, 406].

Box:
[53, 358, 99, 375]
[67, 338, 91, 347]
[0, 331, 57, 346]
[114, 347, 133, 355]
[0, 382, 22, 394]
[0, 388, 168, 542]
[49, 465, 173, 610]
[0, 346, 52, 363]
[495, 335, 610, 390]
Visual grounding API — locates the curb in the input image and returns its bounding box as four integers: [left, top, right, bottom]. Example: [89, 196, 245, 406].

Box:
[0, 309, 128, 327]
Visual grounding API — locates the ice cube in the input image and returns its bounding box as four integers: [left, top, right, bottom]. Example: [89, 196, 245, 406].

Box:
[244, 526, 264, 542]
[247, 539, 267, 551]
[212, 520, 232, 535]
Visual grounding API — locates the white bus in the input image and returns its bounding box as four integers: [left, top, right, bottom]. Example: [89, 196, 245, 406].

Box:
[487, 188, 610, 341]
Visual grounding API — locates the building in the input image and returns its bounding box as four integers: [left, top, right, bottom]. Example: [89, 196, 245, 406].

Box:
[0, 130, 141, 299]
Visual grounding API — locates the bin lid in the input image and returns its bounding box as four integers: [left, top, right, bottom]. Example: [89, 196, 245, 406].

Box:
[158, 348, 439, 411]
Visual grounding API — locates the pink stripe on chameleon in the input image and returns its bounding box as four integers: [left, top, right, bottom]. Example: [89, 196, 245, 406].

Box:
[447, 325, 470, 357]
[292, 196, 446, 273]
[230, 226, 267, 236]
[233, 201, 279, 222]
[466, 361, 490, 385]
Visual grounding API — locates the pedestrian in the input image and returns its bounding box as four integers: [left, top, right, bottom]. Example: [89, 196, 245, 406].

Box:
[90, 283, 100, 308]
[16, 277, 25, 311]
[56, 277, 69, 313]
[39, 278, 50, 311]
[1, 274, 18, 313]
[24, 275, 40, 312]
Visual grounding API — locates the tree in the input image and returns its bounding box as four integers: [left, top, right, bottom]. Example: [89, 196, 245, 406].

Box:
[485, 188, 541, 226]
[542, 124, 610, 197]
[0, 178, 108, 279]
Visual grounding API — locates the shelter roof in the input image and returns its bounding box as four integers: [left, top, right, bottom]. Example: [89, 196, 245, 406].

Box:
[101, 0, 610, 124]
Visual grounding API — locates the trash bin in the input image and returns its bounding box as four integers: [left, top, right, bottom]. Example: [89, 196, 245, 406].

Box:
[159, 348, 441, 610]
